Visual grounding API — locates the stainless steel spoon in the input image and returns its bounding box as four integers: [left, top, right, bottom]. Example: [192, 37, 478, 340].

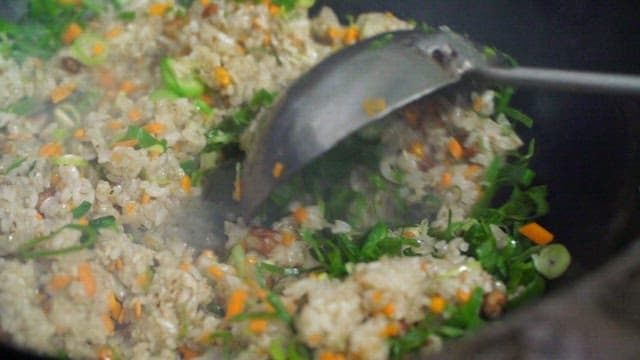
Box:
[236, 28, 640, 217]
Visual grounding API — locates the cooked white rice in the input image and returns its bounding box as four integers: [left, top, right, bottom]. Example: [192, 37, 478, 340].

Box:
[0, 1, 525, 359]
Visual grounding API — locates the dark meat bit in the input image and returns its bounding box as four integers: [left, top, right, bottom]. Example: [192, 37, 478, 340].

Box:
[201, 3, 219, 18]
[60, 57, 84, 74]
[36, 185, 57, 213]
[482, 290, 507, 319]
[244, 227, 279, 255]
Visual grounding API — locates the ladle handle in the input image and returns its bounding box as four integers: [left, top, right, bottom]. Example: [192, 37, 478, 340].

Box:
[471, 66, 640, 95]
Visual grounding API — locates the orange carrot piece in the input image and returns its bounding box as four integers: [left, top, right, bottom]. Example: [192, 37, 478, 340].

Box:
[143, 122, 165, 135]
[225, 289, 247, 319]
[127, 108, 142, 122]
[214, 67, 232, 88]
[382, 303, 395, 317]
[73, 128, 86, 139]
[140, 192, 151, 205]
[149, 3, 170, 16]
[77, 262, 96, 297]
[102, 313, 115, 335]
[249, 319, 268, 333]
[280, 231, 295, 246]
[62, 22, 82, 44]
[381, 323, 400, 337]
[105, 26, 122, 39]
[119, 80, 136, 94]
[293, 207, 308, 224]
[326, 26, 344, 40]
[448, 138, 464, 160]
[208, 265, 225, 280]
[441, 171, 452, 188]
[519, 222, 554, 245]
[51, 274, 72, 290]
[133, 300, 143, 319]
[430, 295, 446, 314]
[343, 26, 360, 45]
[51, 83, 77, 104]
[272, 161, 284, 178]
[408, 141, 425, 159]
[456, 289, 471, 303]
[181, 175, 192, 195]
[39, 143, 63, 157]
[111, 139, 138, 148]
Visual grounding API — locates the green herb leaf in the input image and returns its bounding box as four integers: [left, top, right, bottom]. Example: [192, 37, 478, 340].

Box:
[2, 157, 27, 175]
[71, 201, 92, 219]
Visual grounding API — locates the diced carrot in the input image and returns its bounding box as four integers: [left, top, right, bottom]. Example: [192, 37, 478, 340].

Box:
[249, 319, 268, 333]
[293, 207, 308, 224]
[402, 230, 415, 238]
[268, 3, 280, 15]
[448, 138, 464, 160]
[62, 22, 82, 44]
[77, 262, 96, 297]
[51, 83, 77, 104]
[98, 70, 116, 89]
[179, 261, 190, 271]
[51, 274, 72, 290]
[456, 289, 471, 303]
[108, 292, 123, 323]
[225, 289, 247, 319]
[115, 258, 124, 271]
[149, 3, 170, 16]
[135, 272, 149, 287]
[111, 139, 138, 148]
[107, 120, 123, 130]
[125, 202, 136, 215]
[133, 300, 143, 319]
[272, 161, 284, 179]
[73, 128, 86, 139]
[105, 26, 122, 39]
[408, 141, 425, 159]
[119, 80, 136, 94]
[280, 231, 295, 246]
[102, 313, 115, 335]
[181, 175, 192, 195]
[441, 171, 452, 188]
[199, 0, 211, 5]
[127, 108, 142, 122]
[381, 323, 400, 337]
[262, 34, 271, 46]
[464, 164, 480, 178]
[326, 26, 345, 41]
[143, 122, 165, 135]
[343, 26, 360, 45]
[214, 66, 232, 88]
[39, 143, 63, 157]
[319, 351, 346, 360]
[177, 346, 200, 360]
[77, 217, 89, 226]
[430, 295, 446, 314]
[371, 290, 383, 304]
[382, 303, 395, 317]
[519, 222, 554, 245]
[208, 265, 225, 280]
[140, 192, 151, 205]
[200, 94, 213, 106]
[92, 41, 106, 56]
[97, 347, 113, 360]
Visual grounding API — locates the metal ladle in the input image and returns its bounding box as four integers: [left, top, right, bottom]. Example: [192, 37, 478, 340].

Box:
[237, 28, 640, 216]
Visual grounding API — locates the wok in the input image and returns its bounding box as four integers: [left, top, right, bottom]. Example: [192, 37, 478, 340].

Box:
[2, 0, 639, 358]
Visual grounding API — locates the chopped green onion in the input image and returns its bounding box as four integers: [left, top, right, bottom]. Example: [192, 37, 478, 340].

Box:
[71, 33, 109, 66]
[51, 154, 88, 167]
[71, 201, 91, 219]
[532, 244, 571, 279]
[2, 157, 27, 175]
[160, 57, 204, 98]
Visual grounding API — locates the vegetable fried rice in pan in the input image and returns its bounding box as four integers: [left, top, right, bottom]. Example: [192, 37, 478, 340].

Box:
[0, 1, 570, 359]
